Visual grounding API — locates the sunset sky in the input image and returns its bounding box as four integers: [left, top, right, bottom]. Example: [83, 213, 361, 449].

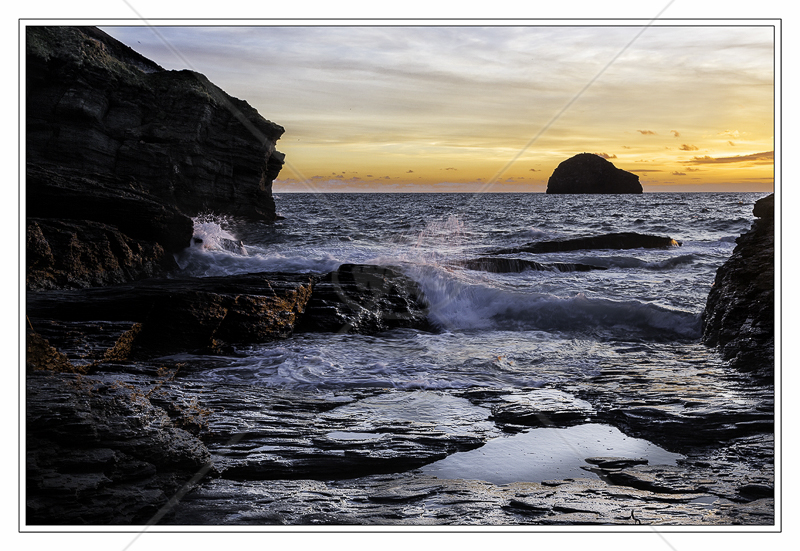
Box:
[101, 23, 776, 193]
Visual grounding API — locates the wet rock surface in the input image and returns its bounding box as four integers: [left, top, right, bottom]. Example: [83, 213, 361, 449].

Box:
[23, 27, 775, 528]
[702, 193, 774, 376]
[295, 264, 433, 334]
[26, 371, 211, 525]
[25, 349, 773, 526]
[546, 153, 642, 194]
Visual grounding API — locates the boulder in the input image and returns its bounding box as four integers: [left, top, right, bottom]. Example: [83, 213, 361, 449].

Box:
[295, 264, 433, 334]
[546, 153, 642, 194]
[702, 194, 774, 376]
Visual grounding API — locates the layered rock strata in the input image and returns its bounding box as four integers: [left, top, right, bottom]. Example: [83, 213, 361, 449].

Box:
[26, 264, 432, 358]
[26, 26, 285, 288]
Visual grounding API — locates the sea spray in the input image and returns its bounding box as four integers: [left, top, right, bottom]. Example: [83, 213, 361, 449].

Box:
[400, 262, 701, 340]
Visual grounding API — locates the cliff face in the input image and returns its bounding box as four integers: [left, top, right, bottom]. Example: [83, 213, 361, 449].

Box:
[26, 26, 285, 289]
[546, 153, 642, 194]
[702, 194, 774, 376]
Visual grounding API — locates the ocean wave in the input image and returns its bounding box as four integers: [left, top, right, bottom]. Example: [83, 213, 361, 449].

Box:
[575, 254, 696, 271]
[406, 265, 701, 340]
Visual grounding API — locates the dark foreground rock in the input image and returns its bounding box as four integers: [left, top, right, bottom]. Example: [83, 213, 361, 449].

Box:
[546, 153, 642, 194]
[26, 26, 286, 289]
[702, 194, 774, 376]
[26, 371, 211, 525]
[489, 232, 679, 255]
[25, 362, 773, 526]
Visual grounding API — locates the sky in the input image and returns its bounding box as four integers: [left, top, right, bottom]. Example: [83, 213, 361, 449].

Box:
[100, 23, 776, 193]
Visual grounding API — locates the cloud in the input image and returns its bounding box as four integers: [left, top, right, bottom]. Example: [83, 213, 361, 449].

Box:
[671, 171, 686, 176]
[682, 151, 773, 165]
[728, 141, 735, 146]
[406, 170, 414, 173]
[594, 152, 617, 159]
[638, 130, 657, 135]
[443, 167, 457, 171]
[679, 144, 699, 151]
[671, 130, 680, 137]
[529, 168, 539, 172]
[718, 130, 742, 138]
[629, 169, 662, 173]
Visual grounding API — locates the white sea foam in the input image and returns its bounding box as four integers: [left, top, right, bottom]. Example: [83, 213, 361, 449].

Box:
[575, 254, 696, 270]
[404, 263, 700, 339]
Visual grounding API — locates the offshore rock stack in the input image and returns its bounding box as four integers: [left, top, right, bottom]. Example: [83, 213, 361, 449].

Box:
[546, 153, 642, 194]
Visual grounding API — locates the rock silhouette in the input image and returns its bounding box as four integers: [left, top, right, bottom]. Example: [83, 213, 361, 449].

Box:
[546, 153, 642, 194]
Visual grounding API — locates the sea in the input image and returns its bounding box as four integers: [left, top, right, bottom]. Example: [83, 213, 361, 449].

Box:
[169, 192, 764, 389]
[165, 191, 766, 483]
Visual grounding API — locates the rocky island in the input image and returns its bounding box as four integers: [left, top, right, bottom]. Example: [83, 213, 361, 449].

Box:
[24, 26, 774, 527]
[546, 153, 643, 194]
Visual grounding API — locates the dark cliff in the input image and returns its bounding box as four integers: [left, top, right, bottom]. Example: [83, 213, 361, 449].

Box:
[26, 26, 286, 289]
[702, 194, 775, 376]
[546, 153, 642, 194]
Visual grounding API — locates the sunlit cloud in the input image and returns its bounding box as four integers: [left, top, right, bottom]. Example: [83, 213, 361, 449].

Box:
[99, 24, 775, 192]
[682, 151, 773, 165]
[594, 152, 617, 159]
[679, 144, 699, 151]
